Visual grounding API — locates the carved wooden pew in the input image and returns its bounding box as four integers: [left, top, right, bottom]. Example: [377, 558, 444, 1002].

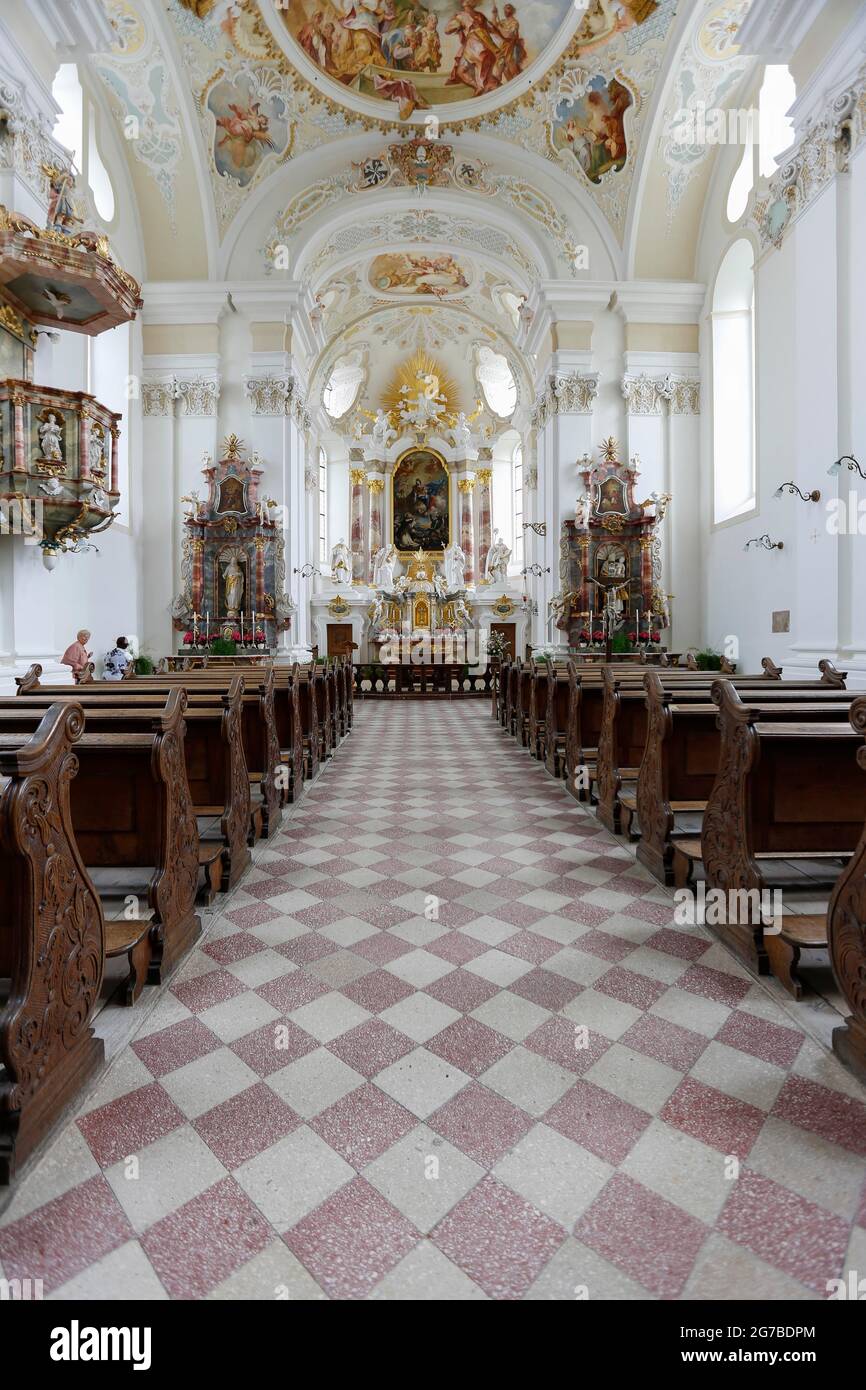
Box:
[544, 662, 572, 778]
[271, 665, 305, 802]
[16, 678, 251, 894]
[595, 661, 847, 835]
[697, 680, 862, 974]
[515, 663, 533, 746]
[826, 695, 866, 1082]
[636, 671, 854, 885]
[0, 689, 202, 988]
[296, 666, 321, 780]
[60, 668, 282, 841]
[528, 658, 550, 760]
[342, 653, 354, 731]
[0, 704, 105, 1187]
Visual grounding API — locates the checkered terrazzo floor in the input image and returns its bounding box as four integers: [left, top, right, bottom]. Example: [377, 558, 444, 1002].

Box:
[2, 701, 865, 1300]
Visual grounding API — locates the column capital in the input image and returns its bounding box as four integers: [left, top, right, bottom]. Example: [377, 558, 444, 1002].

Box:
[531, 371, 599, 428]
[349, 467, 367, 486]
[621, 372, 700, 416]
[475, 468, 493, 485]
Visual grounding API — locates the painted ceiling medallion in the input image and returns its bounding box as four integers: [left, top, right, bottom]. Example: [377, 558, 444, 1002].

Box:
[265, 0, 660, 123]
[368, 250, 470, 298]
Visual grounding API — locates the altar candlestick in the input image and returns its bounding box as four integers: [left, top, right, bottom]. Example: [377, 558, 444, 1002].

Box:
[240, 611, 245, 644]
[205, 611, 209, 643]
[589, 608, 593, 642]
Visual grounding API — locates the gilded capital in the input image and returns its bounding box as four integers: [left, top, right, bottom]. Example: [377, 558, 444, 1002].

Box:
[476, 468, 493, 485]
[457, 478, 476, 494]
[349, 467, 367, 486]
[367, 477, 385, 494]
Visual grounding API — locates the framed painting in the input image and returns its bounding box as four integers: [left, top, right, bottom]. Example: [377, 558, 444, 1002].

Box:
[392, 447, 450, 555]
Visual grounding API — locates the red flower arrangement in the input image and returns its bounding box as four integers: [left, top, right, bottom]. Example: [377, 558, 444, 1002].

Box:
[592, 630, 604, 642]
[651, 630, 661, 643]
[254, 629, 265, 643]
[183, 631, 194, 645]
[231, 630, 241, 642]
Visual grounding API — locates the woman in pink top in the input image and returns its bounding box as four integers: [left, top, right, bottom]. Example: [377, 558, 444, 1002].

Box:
[61, 628, 92, 682]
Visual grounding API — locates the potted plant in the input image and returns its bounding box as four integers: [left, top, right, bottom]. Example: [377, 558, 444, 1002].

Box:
[133, 652, 155, 676]
[611, 630, 631, 654]
[694, 647, 723, 671]
[209, 636, 237, 656]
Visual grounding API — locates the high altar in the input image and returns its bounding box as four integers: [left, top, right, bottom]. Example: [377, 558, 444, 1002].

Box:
[172, 435, 294, 647]
[558, 438, 671, 644]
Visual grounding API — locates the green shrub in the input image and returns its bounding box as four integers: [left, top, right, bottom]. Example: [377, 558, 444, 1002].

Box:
[611, 630, 631, 654]
[209, 637, 237, 656]
[695, 648, 722, 671]
[133, 654, 154, 676]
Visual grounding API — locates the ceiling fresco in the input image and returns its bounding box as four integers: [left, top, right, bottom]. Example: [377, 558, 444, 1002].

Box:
[91, 0, 755, 276]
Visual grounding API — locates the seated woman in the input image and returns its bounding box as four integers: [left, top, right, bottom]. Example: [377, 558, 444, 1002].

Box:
[61, 628, 92, 683]
[103, 635, 133, 681]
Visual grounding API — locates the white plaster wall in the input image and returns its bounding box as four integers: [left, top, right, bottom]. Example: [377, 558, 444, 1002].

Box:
[698, 143, 866, 684]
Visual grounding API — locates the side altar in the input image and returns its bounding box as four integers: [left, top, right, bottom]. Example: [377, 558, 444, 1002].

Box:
[171, 435, 295, 650]
[554, 439, 672, 651]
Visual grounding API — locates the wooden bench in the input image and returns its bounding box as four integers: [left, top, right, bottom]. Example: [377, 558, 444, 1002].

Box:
[594, 660, 847, 835]
[296, 666, 321, 781]
[544, 662, 572, 778]
[636, 670, 854, 884]
[116, 669, 280, 839]
[698, 680, 863, 974]
[0, 703, 105, 1187]
[16, 676, 252, 894]
[0, 689, 203, 975]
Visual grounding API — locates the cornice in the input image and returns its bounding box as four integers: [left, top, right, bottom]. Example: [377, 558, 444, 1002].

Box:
[735, 0, 828, 64]
[612, 281, 707, 325]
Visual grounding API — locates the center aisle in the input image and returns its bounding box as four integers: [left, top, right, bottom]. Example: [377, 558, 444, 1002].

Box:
[2, 701, 865, 1300]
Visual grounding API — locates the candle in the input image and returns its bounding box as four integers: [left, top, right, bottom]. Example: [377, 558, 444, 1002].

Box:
[205, 611, 209, 643]
[240, 611, 245, 644]
[589, 608, 593, 642]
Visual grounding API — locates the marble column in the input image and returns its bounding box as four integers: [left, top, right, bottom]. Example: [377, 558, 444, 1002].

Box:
[349, 462, 367, 584]
[475, 465, 493, 581]
[457, 476, 476, 585]
[367, 475, 385, 581]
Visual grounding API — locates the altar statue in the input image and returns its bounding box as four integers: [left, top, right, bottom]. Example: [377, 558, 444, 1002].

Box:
[330, 538, 351, 585]
[38, 412, 64, 461]
[452, 597, 473, 630]
[373, 543, 397, 592]
[484, 529, 511, 583]
[223, 554, 245, 617]
[548, 590, 572, 631]
[451, 411, 473, 451]
[443, 541, 466, 592]
[371, 408, 396, 453]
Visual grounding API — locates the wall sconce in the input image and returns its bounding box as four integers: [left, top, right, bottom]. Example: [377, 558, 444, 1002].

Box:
[522, 521, 547, 537]
[828, 454, 866, 479]
[774, 482, 821, 502]
[522, 564, 551, 577]
[293, 563, 321, 579]
[744, 534, 784, 552]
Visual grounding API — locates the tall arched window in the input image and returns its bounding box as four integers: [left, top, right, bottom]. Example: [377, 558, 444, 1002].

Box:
[52, 64, 116, 222]
[512, 442, 524, 569]
[712, 239, 756, 524]
[318, 447, 328, 564]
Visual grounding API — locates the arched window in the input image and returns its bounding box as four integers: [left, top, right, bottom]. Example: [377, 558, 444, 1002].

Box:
[725, 65, 795, 225]
[758, 65, 795, 178]
[712, 240, 755, 524]
[318, 447, 328, 564]
[512, 442, 524, 570]
[323, 351, 364, 419]
[52, 64, 116, 222]
[476, 346, 517, 419]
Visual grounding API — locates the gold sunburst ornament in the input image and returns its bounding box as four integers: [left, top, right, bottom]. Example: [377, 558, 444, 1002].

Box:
[383, 351, 459, 425]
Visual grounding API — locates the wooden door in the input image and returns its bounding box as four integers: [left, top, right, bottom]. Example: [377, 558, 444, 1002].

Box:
[327, 623, 354, 658]
[491, 623, 516, 657]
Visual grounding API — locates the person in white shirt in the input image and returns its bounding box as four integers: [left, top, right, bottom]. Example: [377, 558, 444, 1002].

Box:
[103, 635, 132, 681]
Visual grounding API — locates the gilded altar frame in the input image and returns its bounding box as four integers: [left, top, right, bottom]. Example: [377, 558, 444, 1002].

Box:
[391, 445, 451, 559]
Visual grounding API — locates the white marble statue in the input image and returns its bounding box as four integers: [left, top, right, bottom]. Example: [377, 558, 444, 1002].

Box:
[433, 569, 448, 599]
[330, 538, 351, 585]
[484, 529, 511, 583]
[368, 594, 384, 630]
[443, 541, 466, 593]
[88, 432, 106, 476]
[38, 413, 63, 461]
[373, 543, 397, 592]
[452, 597, 473, 630]
[222, 554, 244, 618]
[451, 411, 473, 451]
[371, 408, 396, 452]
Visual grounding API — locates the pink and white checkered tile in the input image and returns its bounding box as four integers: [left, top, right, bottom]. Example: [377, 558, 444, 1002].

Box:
[2, 702, 864, 1300]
